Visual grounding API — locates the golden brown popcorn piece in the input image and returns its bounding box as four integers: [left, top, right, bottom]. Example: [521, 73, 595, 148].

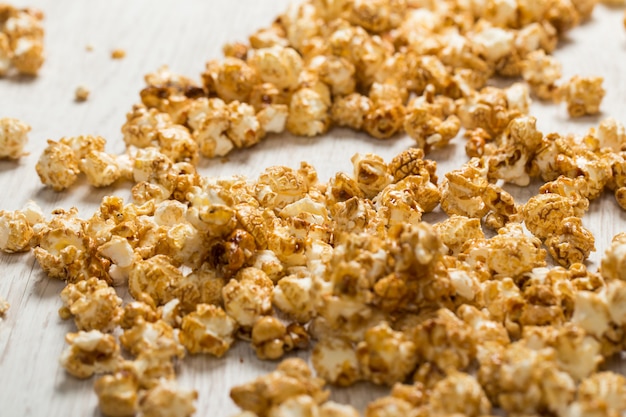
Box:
[1, 6, 45, 76]
[179, 303, 238, 357]
[122, 104, 173, 149]
[356, 321, 418, 386]
[251, 316, 288, 360]
[138, 379, 197, 417]
[206, 57, 259, 103]
[248, 45, 302, 91]
[433, 214, 485, 255]
[351, 153, 392, 199]
[365, 396, 415, 417]
[330, 93, 371, 131]
[456, 85, 527, 137]
[522, 193, 578, 240]
[222, 267, 273, 328]
[120, 319, 185, 359]
[128, 255, 182, 306]
[404, 87, 461, 151]
[545, 216, 595, 267]
[429, 372, 492, 417]
[119, 301, 158, 330]
[457, 304, 510, 346]
[521, 49, 562, 100]
[374, 174, 440, 226]
[439, 158, 489, 219]
[59, 277, 122, 332]
[0, 209, 34, 252]
[35, 139, 80, 191]
[600, 232, 626, 281]
[230, 357, 328, 416]
[576, 372, 626, 414]
[94, 371, 139, 417]
[249, 21, 289, 49]
[0, 117, 29, 159]
[477, 341, 576, 415]
[141, 66, 200, 124]
[465, 222, 546, 278]
[557, 75, 605, 117]
[411, 308, 476, 373]
[286, 85, 332, 137]
[60, 330, 122, 379]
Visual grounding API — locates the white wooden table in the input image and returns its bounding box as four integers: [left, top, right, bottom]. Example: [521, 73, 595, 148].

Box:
[1, 2, 625, 416]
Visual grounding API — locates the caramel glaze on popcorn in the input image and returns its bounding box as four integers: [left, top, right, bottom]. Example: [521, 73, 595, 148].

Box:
[2, 0, 626, 416]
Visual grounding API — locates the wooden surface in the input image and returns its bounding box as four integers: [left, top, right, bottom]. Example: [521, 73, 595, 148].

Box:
[1, 1, 625, 416]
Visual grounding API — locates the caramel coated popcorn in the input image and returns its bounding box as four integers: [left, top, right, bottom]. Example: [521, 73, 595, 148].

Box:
[0, 117, 29, 159]
[7, 1, 626, 417]
[0, 4, 44, 76]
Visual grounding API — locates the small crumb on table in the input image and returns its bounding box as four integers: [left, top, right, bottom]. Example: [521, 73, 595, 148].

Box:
[75, 85, 90, 102]
[111, 48, 126, 59]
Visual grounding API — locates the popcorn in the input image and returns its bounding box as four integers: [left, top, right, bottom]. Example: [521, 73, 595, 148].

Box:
[0, 117, 29, 159]
[222, 267, 273, 327]
[429, 372, 492, 417]
[179, 304, 237, 356]
[312, 337, 361, 386]
[356, 321, 418, 386]
[230, 358, 328, 416]
[94, 372, 139, 417]
[60, 330, 121, 379]
[557, 75, 606, 117]
[0, 5, 45, 75]
[138, 379, 197, 417]
[0, 209, 34, 252]
[59, 277, 122, 332]
[75, 85, 90, 102]
[35, 139, 80, 191]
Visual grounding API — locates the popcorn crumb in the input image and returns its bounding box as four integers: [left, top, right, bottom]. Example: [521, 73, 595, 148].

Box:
[111, 48, 126, 59]
[75, 85, 90, 102]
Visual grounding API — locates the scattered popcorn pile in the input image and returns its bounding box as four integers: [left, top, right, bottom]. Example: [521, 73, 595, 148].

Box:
[0, 3, 44, 76]
[2, 0, 626, 416]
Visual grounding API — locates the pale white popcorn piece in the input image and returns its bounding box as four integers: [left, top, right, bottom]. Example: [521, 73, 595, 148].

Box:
[471, 25, 515, 62]
[312, 337, 361, 386]
[571, 290, 610, 339]
[257, 104, 288, 134]
[179, 304, 238, 356]
[0, 117, 29, 159]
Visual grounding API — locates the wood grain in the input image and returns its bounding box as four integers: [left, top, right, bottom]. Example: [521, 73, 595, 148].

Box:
[0, 1, 625, 416]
